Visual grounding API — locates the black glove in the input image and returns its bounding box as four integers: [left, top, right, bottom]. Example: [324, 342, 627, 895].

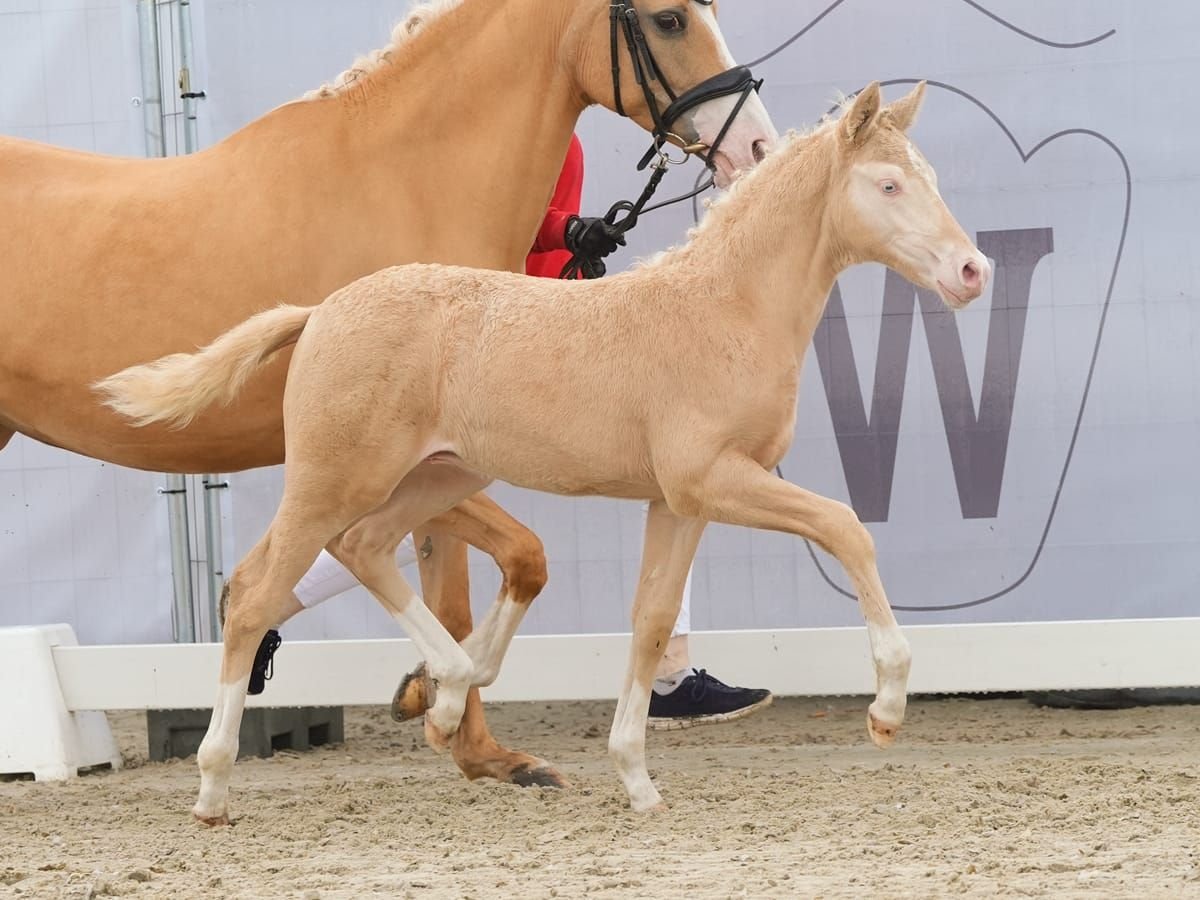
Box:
[564, 215, 626, 261]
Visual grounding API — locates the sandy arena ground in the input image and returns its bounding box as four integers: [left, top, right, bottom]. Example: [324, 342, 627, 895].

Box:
[1, 696, 1198, 899]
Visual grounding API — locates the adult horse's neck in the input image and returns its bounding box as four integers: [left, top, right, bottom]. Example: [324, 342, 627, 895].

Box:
[667, 130, 844, 355]
[254, 0, 587, 273]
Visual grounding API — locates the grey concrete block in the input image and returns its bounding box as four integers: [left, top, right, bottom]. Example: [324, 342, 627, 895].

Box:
[146, 707, 344, 762]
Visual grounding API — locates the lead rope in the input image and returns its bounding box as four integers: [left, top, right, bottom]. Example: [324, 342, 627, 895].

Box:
[560, 154, 671, 280]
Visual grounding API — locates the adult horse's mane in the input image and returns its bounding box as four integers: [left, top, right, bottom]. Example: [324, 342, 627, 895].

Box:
[303, 0, 465, 100]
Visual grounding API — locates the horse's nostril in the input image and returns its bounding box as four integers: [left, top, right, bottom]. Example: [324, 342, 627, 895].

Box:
[962, 260, 981, 287]
[752, 140, 768, 163]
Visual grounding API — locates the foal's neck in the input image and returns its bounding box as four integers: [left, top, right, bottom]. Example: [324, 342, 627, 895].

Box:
[678, 131, 844, 355]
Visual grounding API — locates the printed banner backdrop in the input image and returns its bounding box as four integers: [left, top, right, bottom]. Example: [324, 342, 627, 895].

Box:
[0, 1, 1196, 644]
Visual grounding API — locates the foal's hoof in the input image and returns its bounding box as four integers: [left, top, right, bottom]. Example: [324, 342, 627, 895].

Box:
[867, 708, 900, 748]
[629, 796, 669, 814]
[510, 761, 570, 789]
[193, 810, 231, 828]
[391, 663, 435, 722]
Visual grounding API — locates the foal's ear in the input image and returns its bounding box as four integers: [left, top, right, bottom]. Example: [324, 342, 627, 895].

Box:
[886, 81, 927, 132]
[841, 81, 882, 148]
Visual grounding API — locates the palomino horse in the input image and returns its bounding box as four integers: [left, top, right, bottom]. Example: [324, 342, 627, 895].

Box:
[99, 81, 990, 819]
[0, 0, 776, 788]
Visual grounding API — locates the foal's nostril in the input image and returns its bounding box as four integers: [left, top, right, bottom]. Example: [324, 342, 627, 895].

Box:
[961, 260, 981, 289]
[752, 140, 768, 163]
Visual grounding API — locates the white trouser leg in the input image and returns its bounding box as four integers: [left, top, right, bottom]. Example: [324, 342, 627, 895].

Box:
[294, 535, 417, 608]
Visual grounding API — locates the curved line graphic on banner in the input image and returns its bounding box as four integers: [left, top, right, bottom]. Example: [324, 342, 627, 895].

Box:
[957, 0, 1116, 49]
[789, 79, 1132, 613]
[748, 0, 1115, 68]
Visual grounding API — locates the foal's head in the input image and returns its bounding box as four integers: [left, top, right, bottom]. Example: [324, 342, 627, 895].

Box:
[829, 82, 989, 309]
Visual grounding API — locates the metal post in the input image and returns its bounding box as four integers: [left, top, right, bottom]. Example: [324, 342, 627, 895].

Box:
[177, 0, 203, 155]
[201, 476, 227, 640]
[174, 0, 223, 641]
[136, 0, 166, 159]
[160, 476, 196, 643]
[140, 0, 197, 643]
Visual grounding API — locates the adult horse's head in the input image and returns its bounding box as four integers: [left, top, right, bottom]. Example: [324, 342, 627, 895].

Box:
[570, 0, 777, 187]
[831, 82, 990, 308]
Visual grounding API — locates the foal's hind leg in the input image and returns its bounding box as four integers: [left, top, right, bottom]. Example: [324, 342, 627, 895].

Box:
[399, 494, 548, 698]
[326, 466, 490, 750]
[409, 495, 563, 787]
[194, 501, 348, 825]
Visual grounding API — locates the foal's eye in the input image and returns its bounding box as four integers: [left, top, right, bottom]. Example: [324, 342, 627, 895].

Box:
[880, 180, 900, 195]
[654, 11, 686, 33]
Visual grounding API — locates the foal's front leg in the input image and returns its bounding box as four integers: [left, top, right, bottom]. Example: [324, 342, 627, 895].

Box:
[610, 500, 706, 811]
[679, 456, 910, 744]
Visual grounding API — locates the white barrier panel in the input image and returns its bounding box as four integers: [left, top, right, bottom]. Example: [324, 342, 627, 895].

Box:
[53, 619, 1200, 712]
[0, 626, 121, 781]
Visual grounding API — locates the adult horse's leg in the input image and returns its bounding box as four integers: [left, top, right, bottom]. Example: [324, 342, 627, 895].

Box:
[681, 455, 910, 746]
[406, 494, 565, 787]
[608, 500, 706, 812]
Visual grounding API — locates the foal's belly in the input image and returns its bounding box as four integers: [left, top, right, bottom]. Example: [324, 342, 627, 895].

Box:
[452, 437, 661, 502]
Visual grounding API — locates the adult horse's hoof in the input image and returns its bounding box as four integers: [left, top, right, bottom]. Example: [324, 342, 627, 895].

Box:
[867, 707, 900, 748]
[392, 663, 435, 722]
[510, 760, 570, 789]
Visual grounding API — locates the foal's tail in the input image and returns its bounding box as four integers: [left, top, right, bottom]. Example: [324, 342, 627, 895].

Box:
[94, 304, 315, 429]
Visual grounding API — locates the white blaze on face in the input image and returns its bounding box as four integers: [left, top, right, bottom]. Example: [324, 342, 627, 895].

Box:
[694, 2, 737, 68]
[687, 2, 779, 188]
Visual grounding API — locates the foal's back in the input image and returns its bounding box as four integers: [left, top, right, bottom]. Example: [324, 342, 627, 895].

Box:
[291, 263, 703, 498]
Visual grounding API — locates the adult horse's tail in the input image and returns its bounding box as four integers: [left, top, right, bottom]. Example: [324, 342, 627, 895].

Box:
[94, 304, 314, 429]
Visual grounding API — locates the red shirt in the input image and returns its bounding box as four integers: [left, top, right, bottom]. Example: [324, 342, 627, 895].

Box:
[525, 134, 584, 279]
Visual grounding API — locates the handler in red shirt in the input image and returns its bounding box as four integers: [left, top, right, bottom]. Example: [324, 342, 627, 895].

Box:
[525, 134, 624, 280]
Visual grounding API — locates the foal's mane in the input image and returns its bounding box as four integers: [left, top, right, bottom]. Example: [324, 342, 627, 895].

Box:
[302, 0, 465, 100]
[635, 118, 839, 271]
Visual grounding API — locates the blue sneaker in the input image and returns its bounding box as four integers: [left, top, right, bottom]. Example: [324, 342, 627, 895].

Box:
[647, 669, 773, 731]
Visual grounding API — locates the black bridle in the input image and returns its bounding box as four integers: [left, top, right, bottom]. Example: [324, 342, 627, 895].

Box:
[560, 0, 764, 279]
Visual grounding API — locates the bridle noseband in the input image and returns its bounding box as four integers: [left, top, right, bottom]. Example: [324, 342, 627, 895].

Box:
[609, 0, 763, 172]
[561, 1, 763, 279]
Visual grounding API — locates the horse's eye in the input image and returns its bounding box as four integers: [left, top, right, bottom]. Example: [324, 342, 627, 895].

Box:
[881, 180, 899, 195]
[654, 12, 685, 33]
